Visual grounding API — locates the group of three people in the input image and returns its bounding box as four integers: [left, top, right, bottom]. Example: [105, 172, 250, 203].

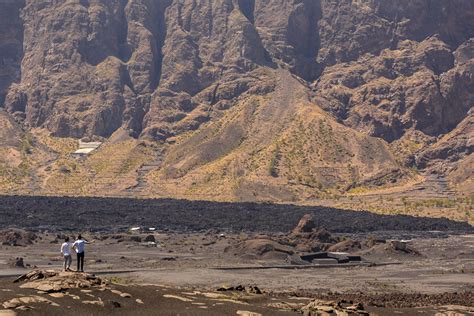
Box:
[60, 235, 90, 272]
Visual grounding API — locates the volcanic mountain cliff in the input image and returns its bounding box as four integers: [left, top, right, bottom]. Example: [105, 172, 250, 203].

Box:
[0, 0, 472, 205]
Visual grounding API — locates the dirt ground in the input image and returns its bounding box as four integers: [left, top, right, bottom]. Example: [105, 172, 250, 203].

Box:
[0, 278, 472, 316]
[0, 280, 300, 316]
[0, 229, 473, 315]
[0, 195, 473, 315]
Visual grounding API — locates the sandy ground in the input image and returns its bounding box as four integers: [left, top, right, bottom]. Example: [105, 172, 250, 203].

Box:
[0, 280, 300, 316]
[0, 230, 473, 315]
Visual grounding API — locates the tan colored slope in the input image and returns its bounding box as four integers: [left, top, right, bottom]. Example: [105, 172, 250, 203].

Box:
[39, 136, 156, 196]
[0, 104, 469, 223]
[0, 111, 53, 193]
[1, 69, 460, 204]
[0, 110, 25, 191]
[0, 124, 157, 196]
[438, 114, 474, 196]
[449, 155, 474, 196]
[146, 70, 407, 202]
[0, 110, 22, 148]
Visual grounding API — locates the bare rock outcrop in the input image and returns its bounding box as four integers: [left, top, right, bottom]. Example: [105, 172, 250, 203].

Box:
[301, 299, 369, 316]
[2, 0, 471, 143]
[2, 295, 59, 309]
[292, 214, 316, 235]
[14, 270, 104, 292]
[0, 228, 37, 246]
[0, 0, 24, 107]
[313, 36, 469, 142]
[224, 238, 294, 261]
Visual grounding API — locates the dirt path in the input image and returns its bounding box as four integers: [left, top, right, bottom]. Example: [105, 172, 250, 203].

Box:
[354, 173, 457, 199]
[125, 146, 166, 195]
[248, 69, 300, 150]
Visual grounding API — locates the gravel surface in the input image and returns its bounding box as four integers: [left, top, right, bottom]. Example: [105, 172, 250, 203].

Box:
[0, 195, 472, 233]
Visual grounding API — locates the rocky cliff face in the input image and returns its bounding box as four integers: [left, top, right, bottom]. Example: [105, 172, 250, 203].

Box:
[0, 0, 472, 198]
[0, 0, 24, 107]
[4, 0, 471, 141]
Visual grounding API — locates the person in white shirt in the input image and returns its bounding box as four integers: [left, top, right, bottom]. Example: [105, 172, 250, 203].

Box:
[72, 235, 90, 272]
[60, 237, 72, 272]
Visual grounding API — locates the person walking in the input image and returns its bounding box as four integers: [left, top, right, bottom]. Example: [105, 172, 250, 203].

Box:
[60, 237, 73, 272]
[72, 235, 90, 272]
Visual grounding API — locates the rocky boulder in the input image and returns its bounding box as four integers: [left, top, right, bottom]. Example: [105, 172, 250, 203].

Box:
[225, 239, 294, 261]
[0, 229, 38, 246]
[301, 299, 369, 316]
[144, 235, 156, 242]
[2, 295, 59, 309]
[328, 240, 362, 253]
[309, 228, 337, 244]
[387, 240, 421, 256]
[9, 257, 25, 269]
[14, 270, 105, 293]
[292, 214, 316, 235]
